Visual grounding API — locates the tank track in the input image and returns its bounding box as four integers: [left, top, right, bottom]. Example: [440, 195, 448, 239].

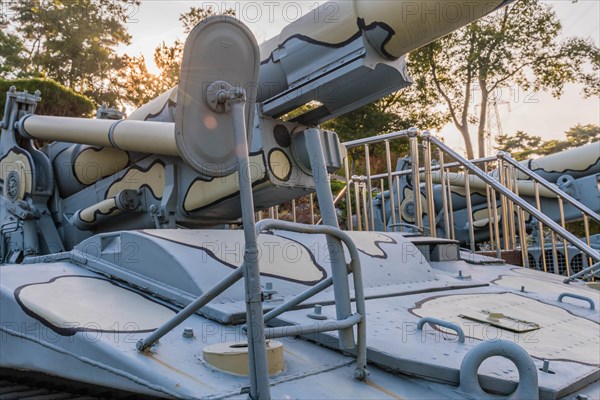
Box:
[0, 377, 103, 400]
[0, 370, 161, 400]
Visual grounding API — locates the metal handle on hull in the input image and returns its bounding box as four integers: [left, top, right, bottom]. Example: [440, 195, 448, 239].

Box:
[417, 317, 465, 343]
[558, 293, 596, 310]
[459, 340, 539, 400]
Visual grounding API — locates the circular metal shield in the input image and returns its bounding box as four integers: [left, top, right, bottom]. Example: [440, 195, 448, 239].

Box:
[175, 16, 260, 177]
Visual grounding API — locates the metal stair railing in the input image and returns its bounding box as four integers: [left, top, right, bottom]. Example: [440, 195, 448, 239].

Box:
[337, 127, 599, 275]
[421, 132, 600, 268]
[260, 126, 598, 278]
[328, 129, 497, 234]
[564, 261, 600, 284]
[344, 130, 410, 232]
[259, 127, 498, 234]
[500, 152, 600, 273]
[501, 153, 600, 224]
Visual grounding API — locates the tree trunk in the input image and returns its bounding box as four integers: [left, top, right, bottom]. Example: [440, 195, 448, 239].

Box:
[458, 125, 475, 159]
[478, 86, 489, 158]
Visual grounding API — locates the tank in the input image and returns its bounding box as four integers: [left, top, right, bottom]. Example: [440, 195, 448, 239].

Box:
[0, 2, 599, 399]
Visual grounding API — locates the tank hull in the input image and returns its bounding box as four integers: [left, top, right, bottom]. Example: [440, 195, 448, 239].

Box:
[2, 229, 599, 399]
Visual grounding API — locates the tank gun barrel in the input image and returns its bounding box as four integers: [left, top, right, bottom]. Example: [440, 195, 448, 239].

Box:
[258, 0, 515, 100]
[309, 1, 513, 60]
[18, 115, 179, 156]
[258, 0, 514, 123]
[16, 1, 520, 172]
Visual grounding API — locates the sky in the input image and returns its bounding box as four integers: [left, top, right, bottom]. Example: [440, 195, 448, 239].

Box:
[118, 0, 600, 156]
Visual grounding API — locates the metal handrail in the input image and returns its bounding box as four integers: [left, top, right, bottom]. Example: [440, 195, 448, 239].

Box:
[274, 127, 597, 277]
[331, 155, 498, 217]
[501, 153, 600, 224]
[137, 219, 369, 383]
[417, 317, 465, 343]
[136, 266, 244, 351]
[254, 219, 368, 380]
[564, 261, 600, 283]
[425, 133, 600, 263]
[557, 292, 596, 309]
[366, 158, 497, 181]
[344, 130, 409, 148]
[338, 128, 499, 235]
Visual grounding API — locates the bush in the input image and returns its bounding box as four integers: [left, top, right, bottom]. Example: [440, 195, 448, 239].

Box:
[0, 78, 95, 119]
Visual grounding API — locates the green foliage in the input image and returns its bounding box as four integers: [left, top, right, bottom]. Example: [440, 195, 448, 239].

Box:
[322, 103, 404, 142]
[0, 22, 25, 78]
[117, 39, 184, 108]
[496, 124, 599, 160]
[8, 0, 139, 105]
[322, 97, 446, 175]
[406, 0, 600, 159]
[0, 78, 96, 118]
[330, 180, 346, 195]
[116, 55, 164, 108]
[566, 220, 600, 238]
[565, 124, 600, 148]
[151, 40, 184, 91]
[496, 131, 544, 160]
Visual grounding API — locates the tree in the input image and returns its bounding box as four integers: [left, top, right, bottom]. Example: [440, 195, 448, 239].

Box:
[9, 0, 139, 105]
[116, 55, 165, 108]
[322, 102, 408, 174]
[565, 124, 600, 148]
[152, 40, 185, 92]
[406, 0, 599, 159]
[0, 21, 25, 78]
[0, 78, 96, 118]
[496, 124, 599, 160]
[323, 103, 405, 142]
[321, 87, 447, 175]
[119, 6, 234, 108]
[495, 131, 544, 160]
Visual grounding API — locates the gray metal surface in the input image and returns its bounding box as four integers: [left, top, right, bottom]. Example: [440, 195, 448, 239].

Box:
[3, 234, 600, 399]
[271, 259, 600, 399]
[0, 259, 494, 399]
[3, 2, 600, 400]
